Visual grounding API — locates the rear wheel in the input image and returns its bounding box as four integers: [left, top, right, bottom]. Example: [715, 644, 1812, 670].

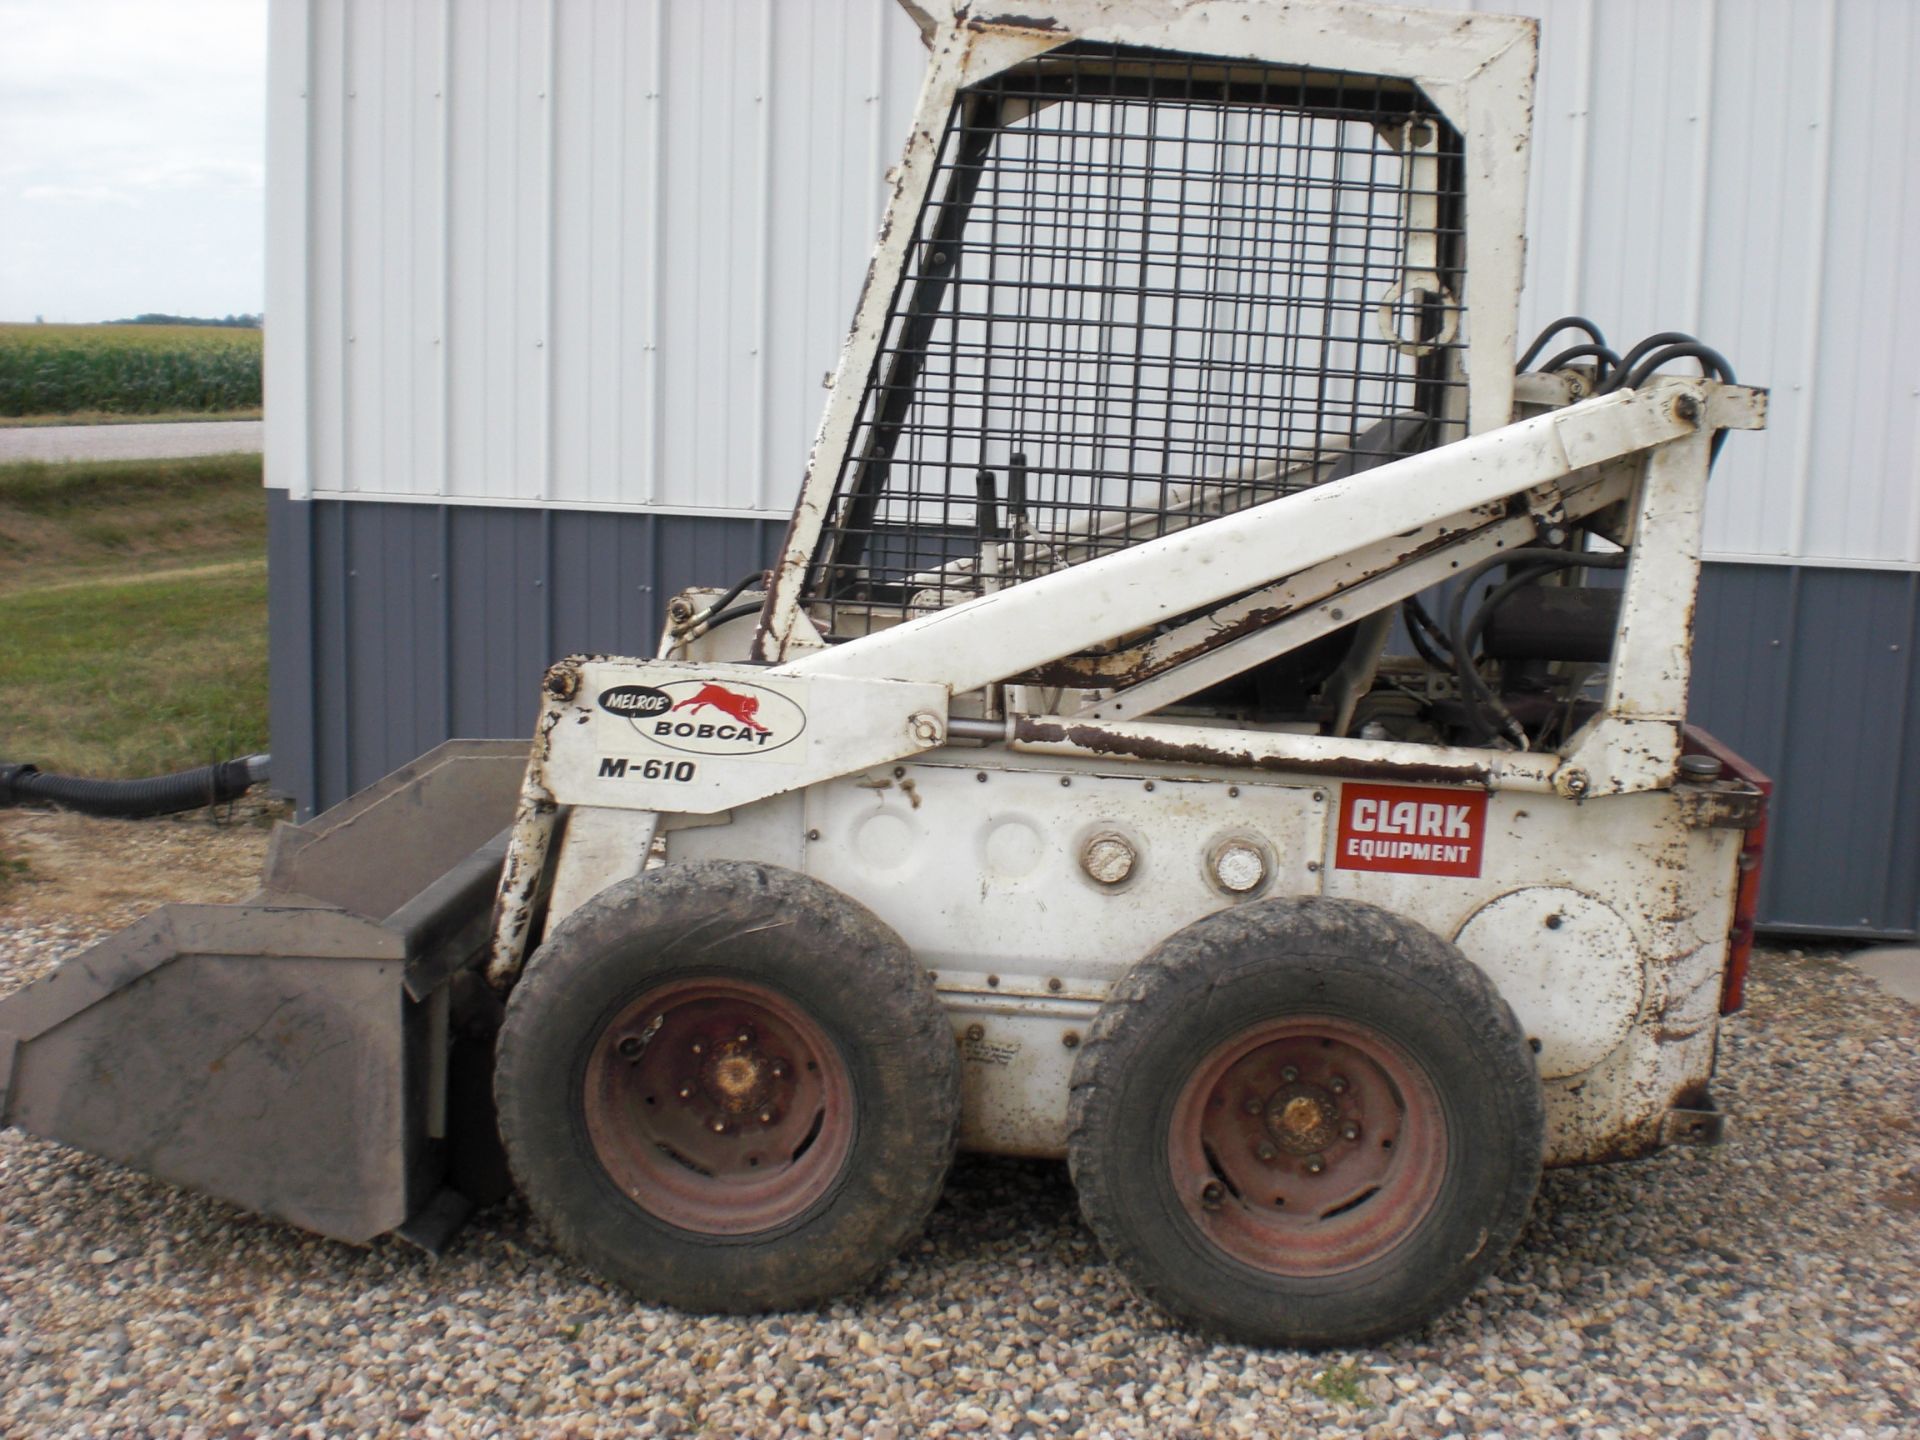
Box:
[1068, 897, 1543, 1347]
[495, 860, 960, 1312]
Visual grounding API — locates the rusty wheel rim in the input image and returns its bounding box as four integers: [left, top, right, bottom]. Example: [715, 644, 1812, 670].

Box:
[583, 978, 853, 1235]
[1168, 1015, 1447, 1276]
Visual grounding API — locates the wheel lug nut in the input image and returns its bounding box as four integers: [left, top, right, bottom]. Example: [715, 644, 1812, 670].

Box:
[736, 1030, 752, 1045]
[771, 1061, 787, 1079]
[1342, 1123, 1360, 1141]
[690, 1041, 704, 1055]
[1255, 1142, 1276, 1162]
[1243, 1097, 1262, 1115]
[1200, 1180, 1225, 1208]
[710, 1119, 728, 1134]
[677, 1083, 695, 1100]
[1305, 1154, 1325, 1174]
[1329, 1075, 1348, 1094]
[1280, 1066, 1299, 1083]
[758, 1109, 774, 1125]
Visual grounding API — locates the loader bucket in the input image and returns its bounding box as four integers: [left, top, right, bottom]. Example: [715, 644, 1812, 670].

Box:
[0, 739, 529, 1247]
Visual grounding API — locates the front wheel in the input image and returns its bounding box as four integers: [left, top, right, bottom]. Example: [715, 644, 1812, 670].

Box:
[494, 861, 961, 1312]
[1068, 897, 1544, 1347]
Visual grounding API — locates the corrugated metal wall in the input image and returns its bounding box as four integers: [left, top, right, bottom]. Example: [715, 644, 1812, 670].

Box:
[267, 0, 927, 516]
[262, 0, 1920, 935]
[267, 0, 1920, 568]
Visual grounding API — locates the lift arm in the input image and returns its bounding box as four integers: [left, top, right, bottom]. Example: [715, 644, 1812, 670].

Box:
[775, 381, 1711, 694]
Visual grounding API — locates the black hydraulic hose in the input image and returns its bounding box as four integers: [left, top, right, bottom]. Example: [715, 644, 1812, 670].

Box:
[670, 570, 765, 636]
[1517, 316, 1609, 372]
[1447, 550, 1629, 743]
[1537, 342, 1622, 382]
[1598, 332, 1707, 392]
[1621, 342, 1735, 390]
[1400, 597, 1454, 673]
[1450, 562, 1561, 743]
[690, 601, 766, 634]
[0, 755, 268, 820]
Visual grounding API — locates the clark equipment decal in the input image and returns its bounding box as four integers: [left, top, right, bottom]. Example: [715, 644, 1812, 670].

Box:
[1334, 782, 1487, 878]
[598, 678, 807, 757]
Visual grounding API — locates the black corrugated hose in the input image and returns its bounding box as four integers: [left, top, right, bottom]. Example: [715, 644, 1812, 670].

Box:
[0, 755, 270, 819]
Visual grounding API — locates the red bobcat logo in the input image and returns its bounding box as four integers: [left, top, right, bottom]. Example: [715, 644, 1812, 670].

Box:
[672, 684, 769, 734]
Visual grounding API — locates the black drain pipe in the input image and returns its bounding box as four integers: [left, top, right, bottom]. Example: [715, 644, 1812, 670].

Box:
[0, 755, 270, 820]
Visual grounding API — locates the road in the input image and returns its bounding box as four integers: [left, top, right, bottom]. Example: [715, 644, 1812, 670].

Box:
[0, 420, 263, 464]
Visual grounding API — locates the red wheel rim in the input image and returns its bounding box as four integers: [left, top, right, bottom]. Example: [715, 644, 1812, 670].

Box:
[1168, 1015, 1447, 1276]
[582, 978, 854, 1235]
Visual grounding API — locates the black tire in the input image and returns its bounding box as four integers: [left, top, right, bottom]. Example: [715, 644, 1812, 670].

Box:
[1067, 896, 1543, 1348]
[494, 860, 960, 1312]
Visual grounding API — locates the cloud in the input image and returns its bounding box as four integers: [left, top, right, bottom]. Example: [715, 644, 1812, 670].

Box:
[0, 0, 266, 321]
[19, 184, 141, 208]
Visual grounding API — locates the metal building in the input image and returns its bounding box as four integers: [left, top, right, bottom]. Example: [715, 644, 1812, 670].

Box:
[263, 0, 1920, 938]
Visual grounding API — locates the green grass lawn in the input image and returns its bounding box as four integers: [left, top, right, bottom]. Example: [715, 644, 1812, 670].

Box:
[0, 453, 268, 777]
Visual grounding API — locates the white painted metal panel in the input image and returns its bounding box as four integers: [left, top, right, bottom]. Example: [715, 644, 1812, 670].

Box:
[267, 0, 1919, 567]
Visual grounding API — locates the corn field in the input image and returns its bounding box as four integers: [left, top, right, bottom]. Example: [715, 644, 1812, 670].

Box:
[0, 323, 263, 417]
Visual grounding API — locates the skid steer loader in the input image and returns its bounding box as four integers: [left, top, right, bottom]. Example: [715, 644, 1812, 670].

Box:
[0, 0, 1770, 1346]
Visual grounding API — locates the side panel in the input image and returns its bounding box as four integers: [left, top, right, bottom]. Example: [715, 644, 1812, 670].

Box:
[665, 756, 1740, 1164]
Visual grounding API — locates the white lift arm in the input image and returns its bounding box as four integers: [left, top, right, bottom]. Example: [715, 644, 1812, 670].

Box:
[776, 379, 1724, 694]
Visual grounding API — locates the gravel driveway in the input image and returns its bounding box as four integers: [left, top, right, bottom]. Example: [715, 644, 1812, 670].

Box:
[0, 420, 262, 464]
[1, 869, 1914, 1437]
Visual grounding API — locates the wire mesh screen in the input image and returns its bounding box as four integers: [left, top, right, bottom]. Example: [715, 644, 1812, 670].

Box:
[803, 45, 1467, 631]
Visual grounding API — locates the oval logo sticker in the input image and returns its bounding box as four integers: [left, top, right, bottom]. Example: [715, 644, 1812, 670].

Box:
[614, 679, 807, 756]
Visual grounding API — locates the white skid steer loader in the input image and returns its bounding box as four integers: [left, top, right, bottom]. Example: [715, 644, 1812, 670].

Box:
[0, 0, 1770, 1347]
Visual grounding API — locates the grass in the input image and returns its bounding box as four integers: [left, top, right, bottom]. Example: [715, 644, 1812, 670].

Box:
[1307, 1361, 1367, 1405]
[0, 837, 27, 903]
[0, 407, 262, 428]
[0, 453, 268, 776]
[0, 322, 262, 418]
[0, 452, 264, 593]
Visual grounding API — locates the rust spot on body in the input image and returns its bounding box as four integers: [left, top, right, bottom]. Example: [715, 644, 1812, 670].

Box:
[1012, 719, 1495, 788]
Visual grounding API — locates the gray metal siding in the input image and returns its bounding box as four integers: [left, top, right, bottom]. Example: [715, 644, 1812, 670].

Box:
[268, 492, 785, 809]
[269, 494, 1920, 938]
[1692, 564, 1920, 937]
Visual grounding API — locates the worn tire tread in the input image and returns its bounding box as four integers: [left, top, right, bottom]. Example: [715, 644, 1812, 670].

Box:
[1067, 895, 1544, 1348]
[495, 860, 960, 1313]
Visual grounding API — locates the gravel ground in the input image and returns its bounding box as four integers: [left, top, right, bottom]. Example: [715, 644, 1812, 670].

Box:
[1, 821, 1915, 1438]
[0, 419, 261, 464]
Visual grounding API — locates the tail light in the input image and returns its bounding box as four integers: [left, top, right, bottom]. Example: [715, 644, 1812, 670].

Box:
[1682, 726, 1771, 1014]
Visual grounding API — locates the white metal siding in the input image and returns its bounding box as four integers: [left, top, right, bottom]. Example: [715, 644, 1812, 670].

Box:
[266, 0, 1920, 568]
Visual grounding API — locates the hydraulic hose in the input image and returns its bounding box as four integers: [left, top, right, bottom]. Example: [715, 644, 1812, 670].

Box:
[0, 754, 269, 820]
[1517, 316, 1609, 371]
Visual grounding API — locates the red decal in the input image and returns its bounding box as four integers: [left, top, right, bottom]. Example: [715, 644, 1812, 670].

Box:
[671, 684, 769, 734]
[1334, 783, 1487, 878]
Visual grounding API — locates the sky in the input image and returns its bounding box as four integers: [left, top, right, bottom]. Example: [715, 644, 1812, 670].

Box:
[0, 0, 266, 323]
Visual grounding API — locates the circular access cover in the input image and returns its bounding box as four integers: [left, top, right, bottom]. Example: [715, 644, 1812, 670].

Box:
[1453, 887, 1642, 1080]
